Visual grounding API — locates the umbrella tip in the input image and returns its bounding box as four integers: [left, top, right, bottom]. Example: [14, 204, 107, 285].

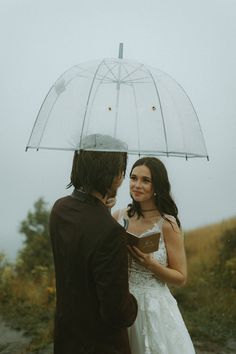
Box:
[118, 43, 123, 59]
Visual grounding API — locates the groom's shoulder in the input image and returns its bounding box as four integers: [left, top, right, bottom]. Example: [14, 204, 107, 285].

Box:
[51, 195, 73, 211]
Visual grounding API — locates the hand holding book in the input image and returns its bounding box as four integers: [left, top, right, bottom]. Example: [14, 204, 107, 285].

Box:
[126, 229, 160, 253]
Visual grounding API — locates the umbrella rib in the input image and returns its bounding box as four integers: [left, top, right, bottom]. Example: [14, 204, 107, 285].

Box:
[72, 72, 113, 83]
[123, 77, 152, 83]
[103, 61, 120, 82]
[113, 61, 124, 138]
[120, 63, 145, 82]
[101, 79, 151, 85]
[164, 71, 208, 158]
[65, 65, 116, 86]
[133, 89, 141, 154]
[121, 64, 141, 153]
[79, 60, 106, 148]
[160, 81, 188, 158]
[145, 67, 169, 155]
[64, 64, 117, 84]
[74, 65, 114, 82]
[83, 63, 120, 136]
[27, 87, 59, 150]
[113, 61, 123, 137]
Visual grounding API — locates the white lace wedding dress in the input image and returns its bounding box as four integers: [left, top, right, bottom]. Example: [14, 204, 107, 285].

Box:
[118, 213, 195, 354]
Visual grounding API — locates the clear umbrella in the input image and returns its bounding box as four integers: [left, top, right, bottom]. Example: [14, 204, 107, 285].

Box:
[26, 44, 208, 159]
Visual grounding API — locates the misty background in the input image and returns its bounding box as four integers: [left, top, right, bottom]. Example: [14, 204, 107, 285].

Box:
[1, 0, 236, 260]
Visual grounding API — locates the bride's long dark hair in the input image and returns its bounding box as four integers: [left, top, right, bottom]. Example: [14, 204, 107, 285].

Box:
[127, 157, 181, 228]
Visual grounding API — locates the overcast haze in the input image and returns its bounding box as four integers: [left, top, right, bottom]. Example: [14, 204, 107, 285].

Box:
[1, 0, 236, 260]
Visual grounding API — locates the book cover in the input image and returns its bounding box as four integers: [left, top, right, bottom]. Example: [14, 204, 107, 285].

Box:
[126, 229, 160, 253]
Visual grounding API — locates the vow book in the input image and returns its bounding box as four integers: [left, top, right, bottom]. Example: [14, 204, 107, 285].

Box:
[126, 229, 160, 253]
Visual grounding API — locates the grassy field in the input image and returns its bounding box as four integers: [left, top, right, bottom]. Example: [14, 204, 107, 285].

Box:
[0, 217, 235, 352]
[173, 217, 236, 350]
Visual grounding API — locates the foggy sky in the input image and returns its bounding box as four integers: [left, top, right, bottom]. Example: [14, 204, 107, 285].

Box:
[1, 0, 236, 260]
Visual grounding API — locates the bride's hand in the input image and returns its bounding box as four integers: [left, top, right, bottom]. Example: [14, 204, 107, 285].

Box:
[127, 245, 156, 269]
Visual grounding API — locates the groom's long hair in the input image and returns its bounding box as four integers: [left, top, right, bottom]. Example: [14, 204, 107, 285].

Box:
[68, 150, 127, 198]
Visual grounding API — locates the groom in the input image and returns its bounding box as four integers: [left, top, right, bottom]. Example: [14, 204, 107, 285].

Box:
[50, 135, 138, 354]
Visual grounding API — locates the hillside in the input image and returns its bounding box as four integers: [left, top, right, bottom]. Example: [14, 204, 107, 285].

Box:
[172, 217, 236, 352]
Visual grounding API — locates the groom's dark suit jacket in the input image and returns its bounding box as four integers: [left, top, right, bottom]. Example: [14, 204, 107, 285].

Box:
[50, 189, 138, 354]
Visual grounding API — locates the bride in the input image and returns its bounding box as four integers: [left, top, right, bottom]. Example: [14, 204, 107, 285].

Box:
[113, 157, 195, 354]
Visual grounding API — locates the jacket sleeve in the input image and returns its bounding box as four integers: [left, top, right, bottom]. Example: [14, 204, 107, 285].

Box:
[92, 225, 138, 329]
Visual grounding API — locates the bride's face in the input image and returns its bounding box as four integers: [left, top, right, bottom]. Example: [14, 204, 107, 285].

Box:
[129, 165, 155, 203]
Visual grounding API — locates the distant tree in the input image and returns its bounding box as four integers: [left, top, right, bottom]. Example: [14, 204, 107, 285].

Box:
[17, 198, 53, 273]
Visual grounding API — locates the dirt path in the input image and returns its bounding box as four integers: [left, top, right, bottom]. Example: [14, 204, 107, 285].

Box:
[0, 316, 52, 354]
[0, 316, 31, 354]
[0, 316, 235, 354]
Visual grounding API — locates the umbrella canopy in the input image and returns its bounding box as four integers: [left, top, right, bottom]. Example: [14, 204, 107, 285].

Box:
[26, 47, 208, 159]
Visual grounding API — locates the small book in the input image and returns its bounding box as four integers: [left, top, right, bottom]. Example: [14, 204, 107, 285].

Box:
[126, 229, 161, 253]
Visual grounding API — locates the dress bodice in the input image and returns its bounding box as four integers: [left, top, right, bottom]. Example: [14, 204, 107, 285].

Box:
[117, 210, 169, 289]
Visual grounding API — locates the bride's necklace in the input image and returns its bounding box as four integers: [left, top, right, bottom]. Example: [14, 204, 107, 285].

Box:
[141, 208, 158, 212]
[139, 208, 160, 221]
